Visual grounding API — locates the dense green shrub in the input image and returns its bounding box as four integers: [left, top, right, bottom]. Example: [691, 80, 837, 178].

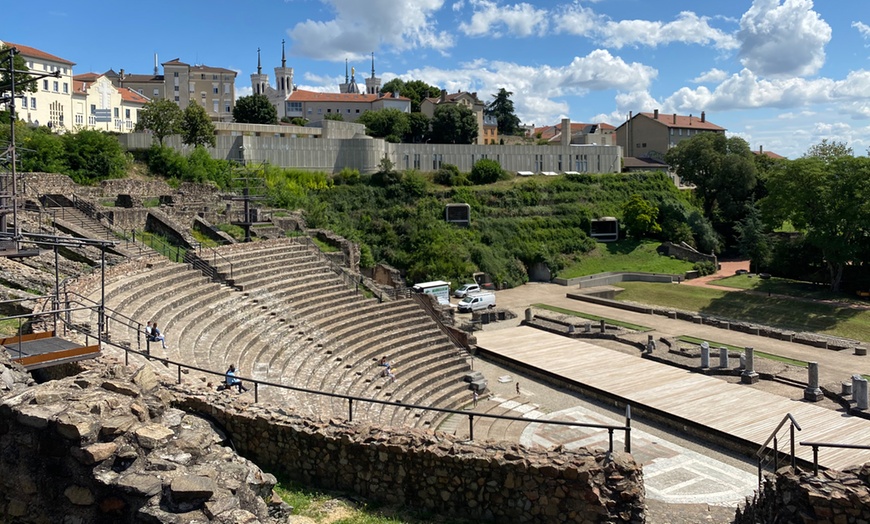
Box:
[469, 158, 504, 184]
[693, 261, 717, 276]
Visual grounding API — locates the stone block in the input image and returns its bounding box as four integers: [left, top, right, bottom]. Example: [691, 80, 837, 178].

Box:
[101, 380, 140, 398]
[170, 475, 217, 502]
[114, 472, 163, 497]
[56, 412, 100, 441]
[64, 485, 95, 506]
[135, 424, 175, 449]
[79, 442, 118, 465]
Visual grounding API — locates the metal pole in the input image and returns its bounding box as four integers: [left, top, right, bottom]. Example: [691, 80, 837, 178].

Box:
[468, 414, 474, 441]
[100, 246, 106, 342]
[177, 364, 181, 384]
[348, 399, 353, 421]
[254, 383, 258, 403]
[624, 404, 631, 453]
[790, 424, 796, 470]
[812, 446, 819, 476]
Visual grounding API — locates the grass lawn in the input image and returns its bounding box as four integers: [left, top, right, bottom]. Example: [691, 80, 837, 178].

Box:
[712, 274, 864, 303]
[559, 240, 695, 279]
[532, 303, 652, 331]
[614, 281, 870, 343]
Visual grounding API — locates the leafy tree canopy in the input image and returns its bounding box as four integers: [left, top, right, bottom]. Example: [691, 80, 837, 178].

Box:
[323, 112, 344, 121]
[0, 44, 36, 95]
[803, 138, 853, 164]
[233, 94, 278, 125]
[62, 130, 128, 184]
[621, 194, 662, 240]
[357, 108, 409, 142]
[381, 78, 440, 112]
[469, 158, 504, 184]
[430, 104, 478, 144]
[405, 112, 430, 143]
[485, 88, 521, 136]
[136, 99, 182, 146]
[180, 102, 216, 148]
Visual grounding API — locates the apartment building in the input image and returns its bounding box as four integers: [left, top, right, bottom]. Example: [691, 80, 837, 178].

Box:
[615, 110, 725, 160]
[420, 90, 488, 145]
[108, 57, 237, 121]
[1, 40, 75, 130]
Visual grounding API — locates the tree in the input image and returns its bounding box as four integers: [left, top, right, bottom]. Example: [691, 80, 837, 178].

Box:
[323, 112, 344, 121]
[734, 201, 771, 274]
[430, 104, 478, 144]
[381, 79, 441, 113]
[803, 138, 852, 163]
[665, 132, 757, 248]
[357, 108, 409, 142]
[233, 94, 278, 125]
[486, 88, 521, 136]
[62, 130, 128, 184]
[621, 194, 662, 240]
[180, 102, 216, 148]
[20, 127, 67, 173]
[136, 99, 182, 146]
[404, 112, 430, 143]
[0, 44, 36, 96]
[761, 156, 870, 291]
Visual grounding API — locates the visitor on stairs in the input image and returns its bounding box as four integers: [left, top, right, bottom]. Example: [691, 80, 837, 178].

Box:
[151, 322, 168, 349]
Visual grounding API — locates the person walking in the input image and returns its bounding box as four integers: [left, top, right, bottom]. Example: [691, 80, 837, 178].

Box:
[473, 390, 479, 407]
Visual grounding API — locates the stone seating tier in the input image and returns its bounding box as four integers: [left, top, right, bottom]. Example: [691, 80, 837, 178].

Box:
[230, 259, 326, 291]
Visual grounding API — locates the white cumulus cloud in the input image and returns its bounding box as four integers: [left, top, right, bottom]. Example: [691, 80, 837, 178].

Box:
[288, 0, 453, 60]
[692, 68, 730, 83]
[737, 0, 831, 77]
[459, 0, 549, 37]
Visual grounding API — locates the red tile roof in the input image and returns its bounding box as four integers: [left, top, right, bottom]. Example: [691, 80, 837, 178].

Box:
[753, 150, 785, 159]
[4, 41, 75, 66]
[638, 112, 724, 131]
[119, 87, 149, 105]
[287, 89, 408, 103]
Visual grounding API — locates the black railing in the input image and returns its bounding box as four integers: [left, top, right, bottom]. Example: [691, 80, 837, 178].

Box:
[800, 441, 870, 476]
[187, 244, 234, 284]
[756, 413, 801, 487]
[81, 300, 633, 454]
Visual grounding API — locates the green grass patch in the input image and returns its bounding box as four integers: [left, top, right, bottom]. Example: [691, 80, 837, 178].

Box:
[216, 223, 246, 241]
[136, 231, 186, 263]
[613, 281, 870, 343]
[274, 480, 468, 523]
[99, 199, 116, 207]
[0, 318, 22, 337]
[312, 237, 340, 253]
[142, 197, 160, 208]
[190, 230, 221, 248]
[532, 303, 652, 332]
[712, 275, 863, 303]
[559, 240, 694, 279]
[676, 335, 809, 367]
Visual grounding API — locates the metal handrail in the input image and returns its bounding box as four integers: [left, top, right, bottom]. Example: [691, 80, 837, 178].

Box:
[195, 244, 234, 282]
[86, 302, 632, 454]
[756, 413, 801, 487]
[800, 441, 870, 476]
[412, 293, 472, 354]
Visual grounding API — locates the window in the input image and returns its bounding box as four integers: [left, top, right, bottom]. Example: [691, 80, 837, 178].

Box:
[213, 100, 218, 113]
[31, 97, 36, 109]
[90, 104, 96, 114]
[21, 98, 27, 109]
[201, 74, 205, 79]
[153, 88, 159, 96]
[317, 108, 322, 114]
[173, 72, 179, 77]
[225, 103, 231, 113]
[346, 109, 350, 113]
[189, 82, 194, 93]
[678, 129, 682, 136]
[213, 86, 218, 94]
[174, 85, 179, 92]
[212, 74, 218, 80]
[114, 108, 119, 118]
[670, 128, 674, 136]
[125, 109, 130, 119]
[43, 79, 49, 90]
[174, 96, 179, 102]
[327, 108, 331, 113]
[224, 83, 230, 94]
[355, 109, 360, 113]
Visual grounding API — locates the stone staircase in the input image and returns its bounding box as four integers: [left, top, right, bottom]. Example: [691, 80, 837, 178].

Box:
[50, 205, 156, 259]
[80, 238, 472, 428]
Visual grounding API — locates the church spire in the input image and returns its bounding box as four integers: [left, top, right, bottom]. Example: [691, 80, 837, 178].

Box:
[371, 52, 375, 78]
[257, 47, 261, 75]
[281, 39, 286, 68]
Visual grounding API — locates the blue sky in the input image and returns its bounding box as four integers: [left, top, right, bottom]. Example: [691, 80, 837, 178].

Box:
[4, 0, 870, 158]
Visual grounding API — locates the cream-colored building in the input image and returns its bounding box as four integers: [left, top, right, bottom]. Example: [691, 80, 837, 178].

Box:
[1, 40, 75, 130]
[107, 57, 237, 121]
[72, 73, 148, 132]
[420, 91, 487, 145]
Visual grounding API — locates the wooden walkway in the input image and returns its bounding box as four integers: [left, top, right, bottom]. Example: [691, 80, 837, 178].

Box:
[476, 327, 870, 471]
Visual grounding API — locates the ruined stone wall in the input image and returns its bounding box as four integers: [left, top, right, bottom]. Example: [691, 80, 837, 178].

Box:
[0, 354, 288, 523]
[176, 394, 645, 523]
[735, 466, 870, 523]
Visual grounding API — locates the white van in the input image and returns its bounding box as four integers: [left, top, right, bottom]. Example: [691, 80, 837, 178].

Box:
[457, 292, 495, 313]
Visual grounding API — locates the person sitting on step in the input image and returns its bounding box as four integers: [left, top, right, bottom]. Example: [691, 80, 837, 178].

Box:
[151, 322, 168, 349]
[226, 364, 248, 393]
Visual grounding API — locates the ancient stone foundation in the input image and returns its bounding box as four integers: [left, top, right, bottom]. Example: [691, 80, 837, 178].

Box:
[177, 393, 646, 523]
[736, 466, 870, 523]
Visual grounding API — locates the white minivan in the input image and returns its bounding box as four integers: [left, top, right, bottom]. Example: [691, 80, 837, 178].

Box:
[457, 292, 495, 313]
[454, 283, 481, 298]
